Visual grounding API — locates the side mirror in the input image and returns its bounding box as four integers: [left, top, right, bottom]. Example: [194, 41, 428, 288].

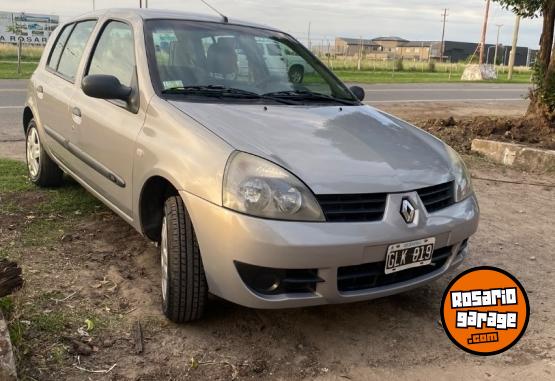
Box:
[350, 86, 365, 101]
[82, 74, 132, 101]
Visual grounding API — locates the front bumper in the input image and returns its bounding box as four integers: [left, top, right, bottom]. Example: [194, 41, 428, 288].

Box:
[181, 191, 479, 309]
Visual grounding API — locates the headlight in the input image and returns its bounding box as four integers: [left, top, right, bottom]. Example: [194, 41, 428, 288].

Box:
[447, 146, 473, 202]
[223, 152, 325, 221]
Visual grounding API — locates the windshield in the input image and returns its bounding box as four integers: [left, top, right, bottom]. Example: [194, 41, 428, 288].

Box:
[144, 20, 358, 105]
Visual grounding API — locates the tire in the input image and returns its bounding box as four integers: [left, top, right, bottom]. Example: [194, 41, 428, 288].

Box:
[26, 119, 63, 188]
[161, 195, 208, 323]
[289, 65, 305, 84]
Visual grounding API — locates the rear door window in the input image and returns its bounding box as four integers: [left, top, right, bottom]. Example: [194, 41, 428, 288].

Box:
[56, 20, 96, 81]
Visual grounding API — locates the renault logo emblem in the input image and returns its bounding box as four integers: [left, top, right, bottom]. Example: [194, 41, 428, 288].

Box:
[400, 198, 416, 224]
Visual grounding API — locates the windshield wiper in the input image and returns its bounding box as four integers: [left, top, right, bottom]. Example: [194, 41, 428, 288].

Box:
[162, 85, 298, 105]
[162, 85, 251, 95]
[263, 90, 358, 105]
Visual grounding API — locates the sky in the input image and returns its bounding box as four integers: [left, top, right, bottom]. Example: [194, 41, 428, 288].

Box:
[1, 0, 544, 48]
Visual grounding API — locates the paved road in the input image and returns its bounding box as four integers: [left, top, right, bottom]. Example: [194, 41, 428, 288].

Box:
[0, 79, 530, 144]
[0, 80, 27, 143]
[355, 83, 530, 104]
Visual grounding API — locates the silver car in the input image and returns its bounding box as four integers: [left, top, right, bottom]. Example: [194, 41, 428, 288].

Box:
[24, 9, 479, 322]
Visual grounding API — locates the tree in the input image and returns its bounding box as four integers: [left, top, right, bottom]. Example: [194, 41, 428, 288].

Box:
[495, 0, 555, 122]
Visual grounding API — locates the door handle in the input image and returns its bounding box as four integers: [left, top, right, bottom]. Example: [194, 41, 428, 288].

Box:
[72, 107, 81, 118]
[36, 85, 44, 94]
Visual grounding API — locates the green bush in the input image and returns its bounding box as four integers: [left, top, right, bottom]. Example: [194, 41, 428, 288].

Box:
[531, 62, 555, 114]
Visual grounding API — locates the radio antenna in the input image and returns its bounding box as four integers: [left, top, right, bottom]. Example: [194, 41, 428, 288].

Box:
[199, 0, 229, 23]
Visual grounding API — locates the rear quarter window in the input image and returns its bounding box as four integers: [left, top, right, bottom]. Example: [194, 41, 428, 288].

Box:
[47, 23, 73, 70]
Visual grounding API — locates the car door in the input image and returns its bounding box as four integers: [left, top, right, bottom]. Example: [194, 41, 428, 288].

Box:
[34, 20, 96, 169]
[261, 39, 288, 79]
[70, 20, 144, 219]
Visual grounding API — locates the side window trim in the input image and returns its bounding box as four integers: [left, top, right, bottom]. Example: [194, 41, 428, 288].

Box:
[45, 19, 97, 84]
[83, 18, 140, 114]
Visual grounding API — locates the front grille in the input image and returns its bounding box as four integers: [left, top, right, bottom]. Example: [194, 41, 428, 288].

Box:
[337, 246, 453, 292]
[316, 193, 387, 222]
[417, 181, 455, 213]
[315, 182, 455, 222]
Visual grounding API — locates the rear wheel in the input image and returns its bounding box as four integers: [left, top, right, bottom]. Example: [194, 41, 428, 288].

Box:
[161, 196, 208, 323]
[26, 120, 63, 187]
[289, 65, 304, 84]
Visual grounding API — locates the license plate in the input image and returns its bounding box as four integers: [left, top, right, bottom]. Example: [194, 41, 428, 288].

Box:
[385, 238, 436, 275]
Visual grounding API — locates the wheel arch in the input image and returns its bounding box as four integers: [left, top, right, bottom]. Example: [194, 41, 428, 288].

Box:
[23, 106, 34, 134]
[289, 63, 304, 73]
[139, 175, 181, 242]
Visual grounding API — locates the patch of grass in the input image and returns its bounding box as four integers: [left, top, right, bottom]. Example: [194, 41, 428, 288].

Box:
[49, 344, 67, 366]
[0, 61, 37, 79]
[39, 181, 102, 216]
[0, 159, 33, 193]
[20, 218, 64, 247]
[31, 311, 69, 334]
[8, 320, 26, 348]
[0, 248, 9, 259]
[334, 70, 532, 84]
[0, 296, 14, 316]
[0, 159, 102, 215]
[0, 158, 103, 247]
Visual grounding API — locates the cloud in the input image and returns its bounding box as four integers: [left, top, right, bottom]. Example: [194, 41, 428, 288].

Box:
[3, 0, 542, 47]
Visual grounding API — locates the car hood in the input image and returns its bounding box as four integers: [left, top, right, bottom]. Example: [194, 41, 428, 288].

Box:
[169, 101, 455, 194]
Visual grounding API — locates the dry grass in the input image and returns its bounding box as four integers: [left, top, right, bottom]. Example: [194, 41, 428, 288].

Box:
[317, 56, 532, 75]
[0, 43, 44, 62]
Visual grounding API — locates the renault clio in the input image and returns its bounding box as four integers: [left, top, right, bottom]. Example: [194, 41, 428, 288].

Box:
[24, 9, 479, 322]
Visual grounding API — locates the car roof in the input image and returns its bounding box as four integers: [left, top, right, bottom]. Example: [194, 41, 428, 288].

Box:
[74, 8, 279, 32]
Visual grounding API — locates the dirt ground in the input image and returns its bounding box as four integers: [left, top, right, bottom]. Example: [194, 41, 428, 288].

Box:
[0, 158, 553, 381]
[1, 100, 554, 381]
[416, 116, 555, 153]
[374, 100, 529, 122]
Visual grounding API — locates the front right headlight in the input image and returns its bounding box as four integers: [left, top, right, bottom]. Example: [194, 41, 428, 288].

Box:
[447, 146, 473, 202]
[223, 152, 325, 221]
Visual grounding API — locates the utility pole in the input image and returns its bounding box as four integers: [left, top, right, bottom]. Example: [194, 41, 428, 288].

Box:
[493, 24, 503, 66]
[440, 8, 448, 62]
[479, 0, 491, 65]
[92, 0, 95, 11]
[307, 22, 312, 51]
[145, 0, 148, 8]
[508, 15, 521, 80]
[357, 36, 363, 71]
[139, 0, 142, 8]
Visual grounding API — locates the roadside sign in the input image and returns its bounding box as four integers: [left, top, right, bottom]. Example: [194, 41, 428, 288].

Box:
[0, 11, 59, 45]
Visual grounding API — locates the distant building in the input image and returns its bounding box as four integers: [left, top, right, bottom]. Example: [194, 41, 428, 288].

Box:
[334, 36, 537, 66]
[334, 37, 382, 56]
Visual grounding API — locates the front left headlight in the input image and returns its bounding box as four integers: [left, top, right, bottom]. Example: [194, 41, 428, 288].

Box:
[223, 152, 325, 221]
[447, 146, 473, 202]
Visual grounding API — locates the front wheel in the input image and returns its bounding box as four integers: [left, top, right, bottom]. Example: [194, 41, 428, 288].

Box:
[161, 196, 208, 323]
[26, 120, 63, 187]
